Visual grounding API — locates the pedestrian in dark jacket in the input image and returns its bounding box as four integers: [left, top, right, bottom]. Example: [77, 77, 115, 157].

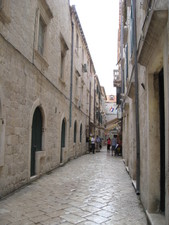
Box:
[107, 137, 111, 151]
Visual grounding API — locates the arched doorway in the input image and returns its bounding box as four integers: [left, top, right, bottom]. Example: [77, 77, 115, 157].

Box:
[80, 124, 82, 143]
[159, 69, 165, 212]
[31, 107, 42, 176]
[60, 118, 66, 163]
[74, 121, 77, 143]
[147, 69, 166, 213]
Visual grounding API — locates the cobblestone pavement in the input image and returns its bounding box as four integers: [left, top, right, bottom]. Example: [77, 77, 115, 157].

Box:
[0, 147, 147, 225]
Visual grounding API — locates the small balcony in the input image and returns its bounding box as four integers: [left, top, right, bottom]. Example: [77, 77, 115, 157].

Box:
[113, 70, 121, 88]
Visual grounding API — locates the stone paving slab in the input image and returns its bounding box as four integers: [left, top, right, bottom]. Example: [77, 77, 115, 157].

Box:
[0, 147, 147, 224]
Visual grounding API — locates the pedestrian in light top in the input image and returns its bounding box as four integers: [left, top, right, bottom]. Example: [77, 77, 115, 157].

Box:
[111, 135, 117, 156]
[91, 136, 95, 154]
[96, 135, 101, 151]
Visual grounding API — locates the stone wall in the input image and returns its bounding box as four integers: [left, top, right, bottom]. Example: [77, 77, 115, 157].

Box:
[0, 0, 95, 197]
[120, 0, 169, 223]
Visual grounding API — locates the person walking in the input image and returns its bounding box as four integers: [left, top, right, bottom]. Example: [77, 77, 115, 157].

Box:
[96, 135, 101, 152]
[111, 135, 117, 156]
[107, 137, 111, 151]
[91, 136, 95, 154]
[89, 135, 92, 153]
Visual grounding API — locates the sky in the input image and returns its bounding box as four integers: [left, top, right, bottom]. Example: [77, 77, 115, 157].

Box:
[69, 0, 119, 96]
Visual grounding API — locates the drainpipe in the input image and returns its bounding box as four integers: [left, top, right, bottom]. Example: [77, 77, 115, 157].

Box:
[69, 21, 74, 128]
[133, 0, 140, 194]
[99, 90, 101, 136]
[120, 0, 124, 149]
[94, 75, 96, 136]
[120, 1, 124, 95]
[89, 79, 91, 151]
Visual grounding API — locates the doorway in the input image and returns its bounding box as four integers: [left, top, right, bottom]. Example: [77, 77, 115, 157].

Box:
[31, 107, 42, 176]
[159, 69, 165, 213]
[60, 118, 66, 163]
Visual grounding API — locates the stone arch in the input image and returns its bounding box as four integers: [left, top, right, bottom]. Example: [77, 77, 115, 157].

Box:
[60, 117, 67, 163]
[80, 123, 82, 143]
[29, 99, 46, 177]
[74, 120, 77, 143]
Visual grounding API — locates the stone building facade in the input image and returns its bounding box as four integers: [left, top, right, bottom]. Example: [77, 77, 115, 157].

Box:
[0, 0, 105, 197]
[116, 0, 169, 224]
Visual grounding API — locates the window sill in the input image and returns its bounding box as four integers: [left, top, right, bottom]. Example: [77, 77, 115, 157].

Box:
[34, 49, 49, 70]
[75, 96, 79, 101]
[81, 78, 85, 85]
[59, 77, 66, 86]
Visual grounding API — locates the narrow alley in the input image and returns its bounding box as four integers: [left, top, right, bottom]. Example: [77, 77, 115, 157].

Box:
[0, 147, 147, 225]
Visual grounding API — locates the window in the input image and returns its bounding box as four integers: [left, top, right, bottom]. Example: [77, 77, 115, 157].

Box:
[34, 0, 53, 68]
[38, 17, 46, 55]
[60, 34, 68, 81]
[61, 119, 66, 148]
[76, 33, 79, 48]
[100, 115, 102, 124]
[78, 85, 83, 109]
[60, 53, 65, 78]
[125, 44, 128, 86]
[76, 33, 79, 54]
[74, 70, 80, 101]
[117, 87, 122, 105]
[75, 76, 78, 97]
[82, 48, 84, 63]
[74, 121, 77, 143]
[80, 124, 82, 143]
[86, 92, 89, 113]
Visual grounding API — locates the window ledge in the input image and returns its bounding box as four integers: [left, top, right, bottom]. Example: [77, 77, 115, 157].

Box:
[75, 96, 79, 102]
[81, 78, 85, 85]
[59, 77, 66, 86]
[34, 49, 49, 69]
